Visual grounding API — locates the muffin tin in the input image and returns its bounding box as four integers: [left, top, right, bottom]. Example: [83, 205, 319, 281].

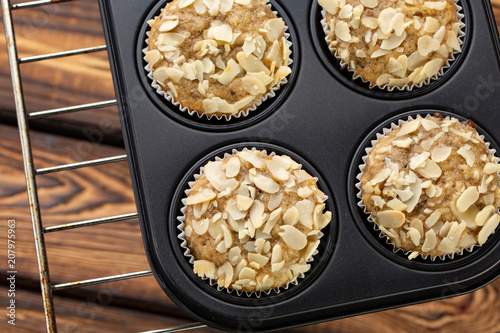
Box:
[99, 0, 500, 331]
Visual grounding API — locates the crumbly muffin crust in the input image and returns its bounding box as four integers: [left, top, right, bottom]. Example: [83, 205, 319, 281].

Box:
[360, 116, 500, 259]
[146, 0, 291, 118]
[319, 0, 462, 88]
[183, 150, 332, 292]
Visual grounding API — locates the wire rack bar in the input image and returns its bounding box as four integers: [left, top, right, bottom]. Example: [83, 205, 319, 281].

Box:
[43, 213, 139, 233]
[29, 99, 117, 119]
[141, 323, 207, 333]
[36, 155, 128, 175]
[2, 0, 57, 331]
[11, 0, 72, 10]
[52, 270, 154, 292]
[19, 45, 108, 64]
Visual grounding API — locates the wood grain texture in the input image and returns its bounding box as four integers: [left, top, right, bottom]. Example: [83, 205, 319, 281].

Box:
[1, 0, 500, 332]
[1, 120, 500, 332]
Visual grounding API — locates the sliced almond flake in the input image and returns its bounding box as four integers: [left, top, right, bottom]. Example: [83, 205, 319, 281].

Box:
[268, 193, 283, 211]
[410, 152, 430, 170]
[335, 21, 352, 42]
[446, 30, 461, 52]
[228, 247, 242, 265]
[249, 200, 265, 229]
[254, 175, 280, 194]
[407, 227, 421, 246]
[397, 119, 422, 137]
[457, 187, 480, 213]
[319, 0, 340, 15]
[262, 207, 282, 235]
[248, 253, 269, 268]
[296, 199, 314, 228]
[192, 218, 210, 235]
[159, 18, 179, 32]
[237, 52, 270, 75]
[238, 267, 256, 280]
[218, 59, 242, 85]
[298, 186, 313, 199]
[294, 170, 313, 183]
[360, 0, 378, 8]
[272, 261, 285, 272]
[437, 237, 455, 254]
[392, 138, 413, 148]
[186, 188, 216, 205]
[279, 225, 307, 250]
[381, 31, 407, 51]
[415, 160, 442, 180]
[225, 156, 240, 178]
[371, 48, 391, 58]
[238, 151, 266, 170]
[283, 206, 299, 226]
[179, 0, 196, 8]
[264, 18, 285, 42]
[193, 260, 217, 279]
[394, 188, 413, 202]
[418, 35, 440, 56]
[431, 146, 452, 163]
[424, 1, 447, 10]
[478, 214, 500, 245]
[433, 26, 446, 43]
[405, 174, 422, 213]
[387, 198, 407, 211]
[475, 205, 496, 227]
[205, 161, 239, 192]
[376, 210, 405, 228]
[369, 168, 391, 185]
[236, 195, 253, 212]
[338, 4, 353, 20]
[378, 7, 397, 34]
[226, 198, 247, 220]
[457, 146, 475, 167]
[422, 229, 437, 252]
[424, 17, 440, 33]
[483, 163, 500, 174]
[459, 235, 476, 249]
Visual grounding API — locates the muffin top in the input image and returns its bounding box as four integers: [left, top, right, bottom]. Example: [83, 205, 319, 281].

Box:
[319, 0, 462, 88]
[183, 150, 332, 293]
[360, 116, 500, 259]
[146, 0, 291, 119]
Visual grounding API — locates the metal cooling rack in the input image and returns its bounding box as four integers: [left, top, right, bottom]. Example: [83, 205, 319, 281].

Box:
[1, 0, 206, 331]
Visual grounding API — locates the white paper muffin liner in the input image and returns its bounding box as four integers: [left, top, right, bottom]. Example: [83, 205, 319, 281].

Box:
[177, 147, 327, 297]
[144, 3, 293, 121]
[355, 114, 500, 261]
[320, 0, 465, 91]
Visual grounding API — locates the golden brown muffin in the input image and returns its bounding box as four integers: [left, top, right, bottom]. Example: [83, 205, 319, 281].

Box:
[146, 0, 291, 118]
[319, 0, 462, 88]
[182, 150, 332, 293]
[360, 116, 500, 259]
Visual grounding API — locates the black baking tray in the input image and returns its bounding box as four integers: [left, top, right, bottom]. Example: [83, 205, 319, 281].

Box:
[99, 0, 500, 331]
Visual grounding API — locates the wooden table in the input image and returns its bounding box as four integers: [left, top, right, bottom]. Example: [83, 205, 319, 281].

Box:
[1, 1, 500, 332]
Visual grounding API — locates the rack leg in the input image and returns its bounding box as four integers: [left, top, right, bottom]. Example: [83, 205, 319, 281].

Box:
[1, 0, 57, 332]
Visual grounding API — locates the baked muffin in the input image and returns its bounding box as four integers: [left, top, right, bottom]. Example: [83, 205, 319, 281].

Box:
[360, 115, 500, 259]
[145, 0, 292, 119]
[182, 150, 332, 293]
[319, 0, 462, 89]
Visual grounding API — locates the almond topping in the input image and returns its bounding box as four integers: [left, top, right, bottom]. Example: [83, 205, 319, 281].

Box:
[422, 229, 437, 252]
[360, 0, 378, 8]
[250, 200, 265, 228]
[457, 187, 479, 213]
[377, 210, 405, 228]
[478, 214, 500, 245]
[186, 188, 216, 205]
[279, 225, 307, 250]
[483, 163, 500, 174]
[318, 0, 340, 15]
[431, 146, 452, 163]
[264, 18, 285, 42]
[193, 260, 217, 279]
[225, 156, 240, 178]
[475, 205, 496, 227]
[295, 199, 314, 228]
